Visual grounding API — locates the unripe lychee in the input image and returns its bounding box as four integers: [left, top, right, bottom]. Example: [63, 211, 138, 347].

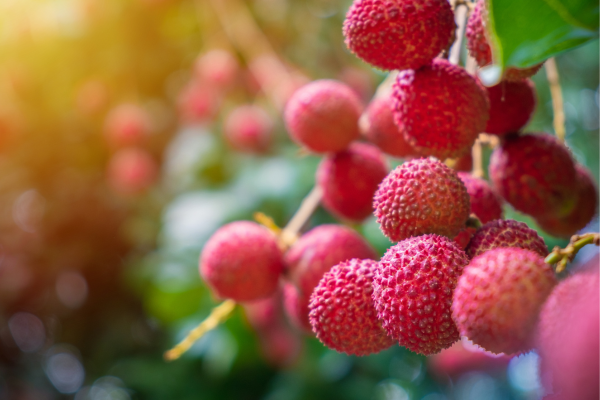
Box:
[457, 172, 503, 224]
[466, 219, 548, 259]
[452, 248, 556, 355]
[108, 148, 158, 194]
[104, 103, 151, 148]
[392, 59, 490, 159]
[373, 234, 469, 355]
[309, 259, 394, 355]
[466, 0, 544, 81]
[343, 0, 455, 71]
[489, 133, 578, 218]
[194, 49, 239, 89]
[373, 158, 470, 242]
[200, 221, 284, 302]
[484, 79, 536, 135]
[317, 142, 389, 222]
[282, 282, 312, 333]
[361, 95, 416, 158]
[284, 80, 363, 153]
[535, 165, 598, 238]
[223, 105, 274, 154]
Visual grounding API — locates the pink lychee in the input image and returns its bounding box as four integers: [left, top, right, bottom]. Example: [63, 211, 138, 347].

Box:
[485, 79, 536, 135]
[223, 105, 274, 154]
[466, 219, 548, 259]
[457, 172, 503, 224]
[104, 103, 151, 148]
[282, 282, 312, 333]
[194, 49, 239, 90]
[108, 147, 158, 194]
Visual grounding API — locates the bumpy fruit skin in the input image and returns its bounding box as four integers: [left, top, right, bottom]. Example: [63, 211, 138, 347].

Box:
[200, 221, 284, 302]
[317, 142, 389, 222]
[485, 79, 536, 135]
[284, 80, 363, 153]
[373, 158, 470, 242]
[466, 0, 543, 81]
[392, 59, 490, 159]
[489, 133, 578, 218]
[373, 234, 469, 355]
[282, 283, 312, 333]
[223, 105, 274, 154]
[361, 95, 416, 157]
[457, 172, 503, 224]
[343, 0, 455, 71]
[309, 259, 394, 355]
[466, 219, 548, 259]
[104, 104, 150, 148]
[535, 165, 599, 238]
[108, 148, 158, 194]
[452, 248, 556, 355]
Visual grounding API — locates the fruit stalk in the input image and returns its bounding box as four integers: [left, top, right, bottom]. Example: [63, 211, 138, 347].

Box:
[545, 58, 565, 142]
[280, 186, 323, 247]
[545, 232, 600, 272]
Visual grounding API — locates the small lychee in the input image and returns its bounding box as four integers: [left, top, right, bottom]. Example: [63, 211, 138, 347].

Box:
[178, 81, 220, 124]
[282, 282, 312, 333]
[485, 79, 536, 135]
[223, 105, 274, 154]
[104, 103, 151, 148]
[194, 49, 239, 90]
[108, 148, 158, 194]
[466, 219, 548, 259]
[457, 172, 503, 224]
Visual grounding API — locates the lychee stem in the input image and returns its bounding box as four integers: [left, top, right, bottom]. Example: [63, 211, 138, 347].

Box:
[164, 300, 237, 361]
[545, 232, 600, 273]
[545, 58, 565, 143]
[448, 3, 469, 65]
[280, 186, 323, 247]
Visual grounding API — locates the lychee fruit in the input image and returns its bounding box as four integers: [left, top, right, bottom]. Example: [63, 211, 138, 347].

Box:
[107, 147, 158, 194]
[453, 227, 477, 251]
[104, 103, 151, 148]
[373, 157, 470, 242]
[466, 219, 548, 259]
[309, 258, 395, 356]
[194, 49, 239, 90]
[452, 248, 556, 355]
[200, 221, 284, 302]
[372, 234, 469, 355]
[317, 142, 389, 222]
[361, 95, 416, 158]
[466, 0, 544, 81]
[223, 105, 274, 154]
[284, 80, 363, 153]
[535, 165, 598, 238]
[282, 282, 312, 333]
[178, 81, 220, 124]
[489, 133, 578, 218]
[244, 293, 280, 331]
[391, 59, 490, 159]
[452, 152, 473, 172]
[343, 0, 455, 71]
[484, 79, 536, 135]
[457, 172, 503, 224]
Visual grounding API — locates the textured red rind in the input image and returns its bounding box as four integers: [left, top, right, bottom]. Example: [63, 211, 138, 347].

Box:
[282, 282, 312, 333]
[343, 0, 455, 71]
[223, 105, 274, 154]
[457, 172, 503, 224]
[489, 133, 578, 218]
[284, 80, 363, 153]
[317, 142, 389, 222]
[200, 221, 284, 302]
[392, 59, 490, 159]
[373, 157, 470, 242]
[372, 234, 469, 355]
[309, 259, 395, 356]
[452, 248, 556, 355]
[466, 219, 548, 259]
[485, 79, 536, 135]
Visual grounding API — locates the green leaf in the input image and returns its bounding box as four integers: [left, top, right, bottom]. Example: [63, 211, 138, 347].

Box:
[487, 0, 599, 70]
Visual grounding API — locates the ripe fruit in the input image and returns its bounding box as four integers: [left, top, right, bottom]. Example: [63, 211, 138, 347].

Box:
[108, 148, 158, 194]
[453, 227, 477, 250]
[223, 105, 274, 154]
[372, 234, 469, 355]
[466, 0, 543, 81]
[178, 81, 220, 124]
[373, 157, 470, 242]
[361, 95, 416, 158]
[489, 133, 578, 218]
[309, 259, 394, 356]
[452, 248, 556, 355]
[194, 49, 239, 90]
[392, 59, 490, 159]
[428, 339, 510, 379]
[457, 172, 503, 224]
[317, 142, 389, 222]
[484, 79, 536, 135]
[284, 80, 363, 153]
[282, 283, 312, 333]
[104, 104, 150, 148]
[466, 219, 548, 259]
[535, 165, 598, 238]
[199, 221, 284, 302]
[343, 0, 455, 71]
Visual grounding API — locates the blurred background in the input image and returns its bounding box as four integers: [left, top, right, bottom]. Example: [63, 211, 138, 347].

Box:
[0, 0, 597, 399]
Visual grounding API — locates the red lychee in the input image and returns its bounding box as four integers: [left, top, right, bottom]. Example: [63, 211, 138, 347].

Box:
[373, 157, 470, 242]
[284, 80, 363, 153]
[317, 142, 389, 222]
[104, 103, 151, 148]
[466, 0, 544, 81]
[223, 105, 274, 154]
[484, 79, 536, 135]
[457, 172, 503, 224]
[391, 59, 490, 159]
[466, 219, 548, 259]
[489, 133, 578, 218]
[343, 0, 455, 71]
[309, 258, 394, 356]
[108, 147, 158, 194]
[361, 95, 416, 158]
[535, 165, 598, 238]
[200, 221, 284, 302]
[282, 282, 312, 333]
[178, 81, 220, 124]
[453, 227, 477, 251]
[452, 248, 556, 355]
[194, 49, 239, 90]
[372, 234, 469, 355]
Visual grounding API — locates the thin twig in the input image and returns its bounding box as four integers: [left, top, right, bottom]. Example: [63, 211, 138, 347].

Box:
[545, 233, 600, 273]
[545, 58, 566, 142]
[280, 186, 323, 247]
[449, 3, 468, 65]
